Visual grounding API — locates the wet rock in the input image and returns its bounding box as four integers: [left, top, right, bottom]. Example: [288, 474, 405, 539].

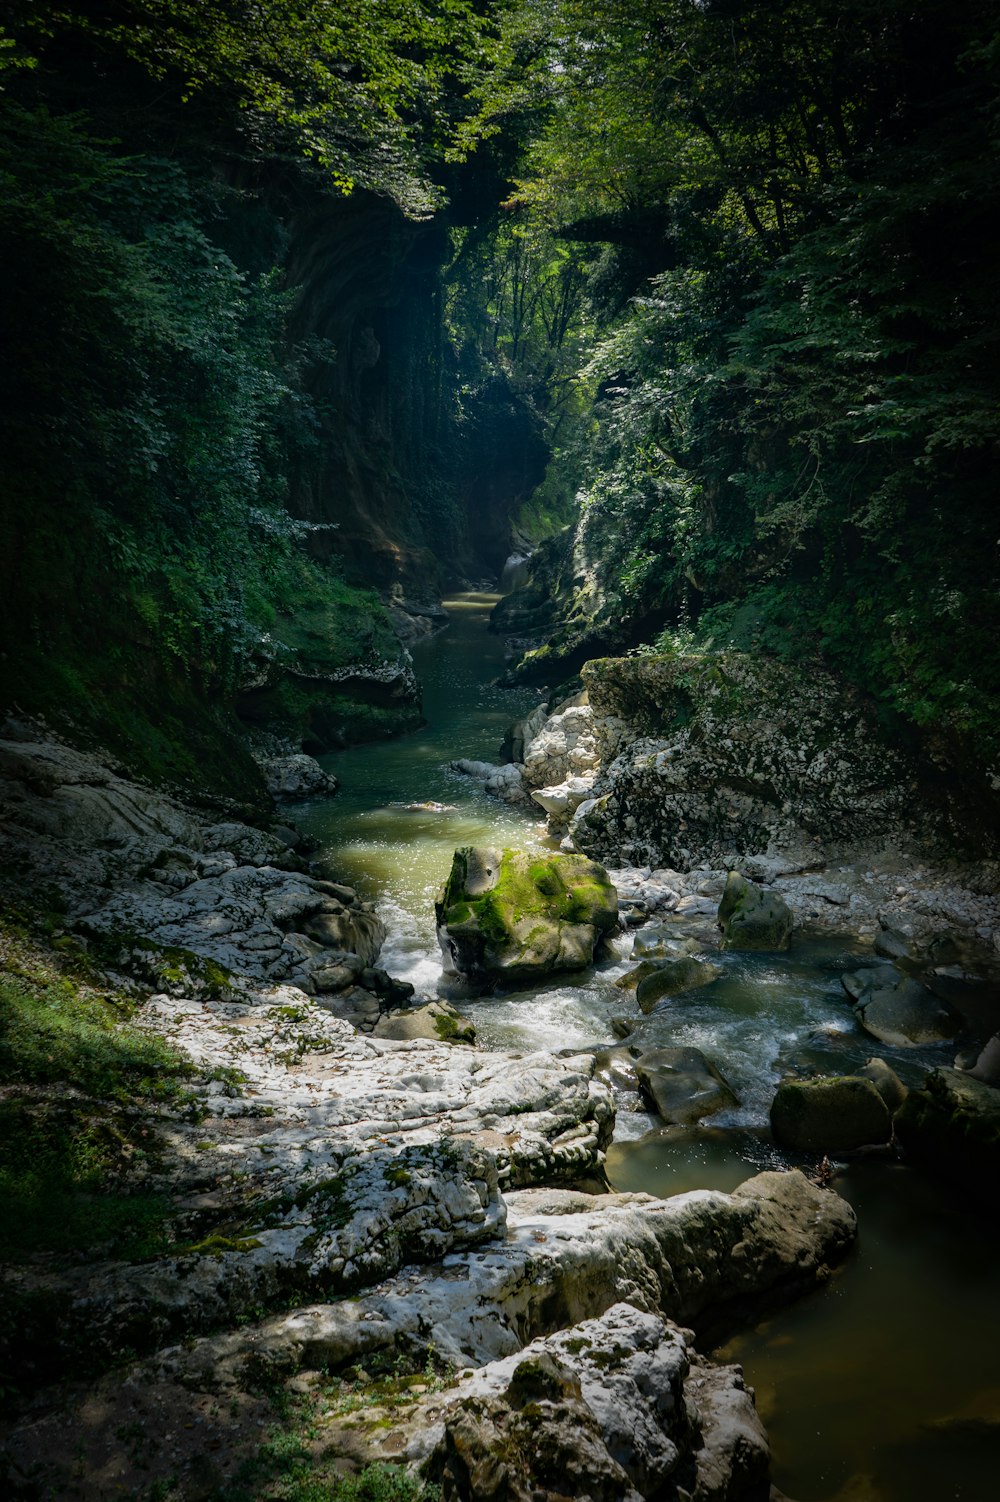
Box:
[374, 1001, 476, 1045]
[854, 975, 960, 1047]
[635, 957, 723, 1013]
[450, 759, 528, 804]
[841, 965, 898, 1003]
[634, 1048, 739, 1125]
[770, 1076, 893, 1152]
[718, 872, 793, 952]
[894, 1067, 1000, 1189]
[435, 846, 619, 987]
[874, 926, 921, 970]
[856, 1057, 908, 1112]
[967, 1033, 1000, 1087]
[632, 927, 703, 961]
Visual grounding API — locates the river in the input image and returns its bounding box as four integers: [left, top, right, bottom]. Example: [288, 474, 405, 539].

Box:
[296, 593, 999, 1502]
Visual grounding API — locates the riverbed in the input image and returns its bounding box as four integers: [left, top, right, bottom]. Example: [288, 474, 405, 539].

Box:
[297, 593, 999, 1502]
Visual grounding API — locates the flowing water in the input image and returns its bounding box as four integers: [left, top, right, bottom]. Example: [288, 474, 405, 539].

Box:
[296, 593, 999, 1502]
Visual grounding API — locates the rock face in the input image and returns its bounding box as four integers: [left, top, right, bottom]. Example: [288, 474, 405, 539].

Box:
[436, 846, 619, 986]
[718, 871, 793, 952]
[565, 651, 916, 868]
[770, 1076, 893, 1152]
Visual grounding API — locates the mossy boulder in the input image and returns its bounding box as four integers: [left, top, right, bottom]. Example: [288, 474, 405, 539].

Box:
[718, 871, 793, 952]
[770, 1076, 892, 1152]
[894, 1067, 1000, 1189]
[435, 846, 619, 987]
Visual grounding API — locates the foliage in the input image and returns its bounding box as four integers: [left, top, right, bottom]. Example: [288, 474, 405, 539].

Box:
[480, 0, 1000, 783]
[1, 0, 493, 213]
[0, 912, 193, 1260]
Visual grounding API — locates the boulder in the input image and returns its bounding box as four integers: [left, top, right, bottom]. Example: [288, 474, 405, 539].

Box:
[854, 975, 960, 1047]
[856, 1057, 908, 1112]
[770, 1075, 893, 1152]
[634, 1047, 739, 1124]
[718, 871, 793, 952]
[255, 753, 337, 801]
[373, 1001, 476, 1045]
[413, 1305, 769, 1502]
[435, 846, 619, 986]
[635, 956, 722, 1013]
[894, 1067, 1000, 1189]
[841, 964, 898, 1003]
[632, 926, 703, 961]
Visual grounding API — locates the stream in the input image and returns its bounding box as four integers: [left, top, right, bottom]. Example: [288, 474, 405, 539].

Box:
[296, 593, 999, 1502]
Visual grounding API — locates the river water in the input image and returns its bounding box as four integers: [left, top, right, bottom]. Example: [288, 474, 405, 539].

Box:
[298, 593, 999, 1502]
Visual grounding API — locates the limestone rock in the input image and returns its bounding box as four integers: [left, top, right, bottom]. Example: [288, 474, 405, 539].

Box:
[157, 1169, 857, 1391]
[634, 1047, 739, 1125]
[635, 956, 723, 1013]
[435, 846, 619, 987]
[569, 651, 917, 869]
[374, 1001, 476, 1045]
[254, 752, 338, 800]
[770, 1076, 892, 1152]
[411, 1305, 769, 1502]
[521, 700, 599, 790]
[718, 872, 793, 952]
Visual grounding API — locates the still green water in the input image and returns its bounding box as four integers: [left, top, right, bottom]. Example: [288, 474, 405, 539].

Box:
[296, 594, 999, 1502]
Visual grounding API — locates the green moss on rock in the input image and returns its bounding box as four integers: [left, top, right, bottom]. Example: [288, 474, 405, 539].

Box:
[435, 846, 619, 987]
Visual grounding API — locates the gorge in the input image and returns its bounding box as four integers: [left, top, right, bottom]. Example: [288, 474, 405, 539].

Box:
[2, 4, 999, 1502]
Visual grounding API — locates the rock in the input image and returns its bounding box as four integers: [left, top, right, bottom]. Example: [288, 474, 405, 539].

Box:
[158, 1169, 857, 1392]
[435, 846, 619, 987]
[841, 965, 897, 1003]
[450, 759, 528, 804]
[967, 1033, 1000, 1087]
[894, 1067, 1000, 1190]
[521, 699, 599, 789]
[254, 752, 338, 800]
[413, 1305, 769, 1502]
[718, 872, 793, 952]
[569, 651, 917, 870]
[634, 1048, 739, 1125]
[374, 1001, 476, 1045]
[530, 773, 597, 828]
[632, 927, 702, 960]
[500, 702, 549, 765]
[856, 1057, 908, 1112]
[854, 976, 960, 1047]
[635, 956, 723, 1013]
[770, 1076, 893, 1152]
[873, 926, 921, 970]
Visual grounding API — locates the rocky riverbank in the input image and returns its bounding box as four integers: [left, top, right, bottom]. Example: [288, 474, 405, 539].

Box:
[1, 721, 860, 1501]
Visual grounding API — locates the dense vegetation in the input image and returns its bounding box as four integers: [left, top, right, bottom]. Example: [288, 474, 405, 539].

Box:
[1, 1, 997, 805]
[478, 0, 1000, 799]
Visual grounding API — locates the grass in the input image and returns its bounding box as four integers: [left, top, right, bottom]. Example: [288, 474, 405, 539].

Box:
[0, 909, 195, 1262]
